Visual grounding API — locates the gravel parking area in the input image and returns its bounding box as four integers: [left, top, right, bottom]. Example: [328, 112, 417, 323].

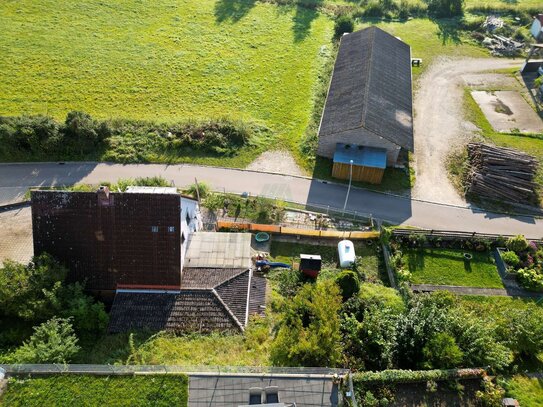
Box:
[412, 57, 522, 205]
[0, 206, 33, 266]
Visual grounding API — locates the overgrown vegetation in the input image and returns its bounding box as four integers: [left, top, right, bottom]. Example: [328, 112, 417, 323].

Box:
[502, 375, 543, 407]
[501, 236, 543, 292]
[0, 375, 189, 407]
[0, 254, 108, 363]
[0, 112, 270, 165]
[205, 192, 287, 224]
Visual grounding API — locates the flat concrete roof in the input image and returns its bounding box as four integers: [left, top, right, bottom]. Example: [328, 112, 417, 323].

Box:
[185, 232, 252, 269]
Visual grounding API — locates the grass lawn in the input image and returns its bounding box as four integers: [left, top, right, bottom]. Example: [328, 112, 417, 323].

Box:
[465, 0, 542, 11]
[503, 375, 543, 407]
[269, 240, 386, 283]
[0, 0, 332, 163]
[405, 248, 504, 288]
[0, 375, 188, 407]
[81, 331, 271, 366]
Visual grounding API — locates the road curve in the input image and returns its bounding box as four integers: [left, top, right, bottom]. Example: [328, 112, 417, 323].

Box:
[0, 162, 541, 239]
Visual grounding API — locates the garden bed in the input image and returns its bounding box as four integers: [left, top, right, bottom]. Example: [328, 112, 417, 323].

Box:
[496, 235, 543, 291]
[403, 248, 503, 288]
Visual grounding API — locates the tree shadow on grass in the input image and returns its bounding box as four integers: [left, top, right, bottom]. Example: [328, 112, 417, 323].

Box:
[431, 17, 462, 46]
[214, 0, 257, 24]
[292, 3, 322, 43]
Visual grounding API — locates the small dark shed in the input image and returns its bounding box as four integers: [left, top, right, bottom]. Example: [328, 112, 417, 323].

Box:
[299, 254, 322, 278]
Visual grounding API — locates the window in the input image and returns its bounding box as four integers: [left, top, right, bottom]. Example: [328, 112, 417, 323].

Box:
[151, 226, 159, 233]
[167, 226, 175, 233]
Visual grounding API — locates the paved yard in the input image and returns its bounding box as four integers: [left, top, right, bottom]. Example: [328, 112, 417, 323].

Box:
[0, 206, 33, 266]
[471, 90, 543, 134]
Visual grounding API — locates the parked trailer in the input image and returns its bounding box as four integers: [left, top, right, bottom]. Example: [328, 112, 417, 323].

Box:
[338, 240, 356, 268]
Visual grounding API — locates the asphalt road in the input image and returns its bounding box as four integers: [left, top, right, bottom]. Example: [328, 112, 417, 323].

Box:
[0, 162, 541, 238]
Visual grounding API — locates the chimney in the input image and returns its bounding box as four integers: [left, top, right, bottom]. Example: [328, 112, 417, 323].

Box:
[97, 186, 111, 206]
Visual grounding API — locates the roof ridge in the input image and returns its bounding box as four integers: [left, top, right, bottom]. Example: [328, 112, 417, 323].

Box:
[211, 288, 245, 332]
[213, 268, 250, 290]
[360, 27, 376, 129]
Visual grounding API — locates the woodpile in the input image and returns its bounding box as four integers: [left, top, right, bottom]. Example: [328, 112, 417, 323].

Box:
[465, 143, 538, 204]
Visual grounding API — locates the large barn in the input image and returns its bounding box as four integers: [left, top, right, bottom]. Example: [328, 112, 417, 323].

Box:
[317, 26, 413, 184]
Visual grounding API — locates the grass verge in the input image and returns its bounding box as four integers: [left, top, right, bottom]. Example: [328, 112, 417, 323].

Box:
[503, 375, 543, 407]
[405, 248, 503, 288]
[0, 375, 189, 407]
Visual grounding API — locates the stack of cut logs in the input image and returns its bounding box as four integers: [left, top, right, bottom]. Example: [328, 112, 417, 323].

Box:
[465, 143, 538, 203]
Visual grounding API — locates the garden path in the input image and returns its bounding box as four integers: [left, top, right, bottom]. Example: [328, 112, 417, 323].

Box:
[411, 284, 542, 298]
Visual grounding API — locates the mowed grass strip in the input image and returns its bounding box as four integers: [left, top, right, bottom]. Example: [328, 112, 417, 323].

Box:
[0, 0, 332, 154]
[405, 248, 503, 288]
[0, 375, 189, 407]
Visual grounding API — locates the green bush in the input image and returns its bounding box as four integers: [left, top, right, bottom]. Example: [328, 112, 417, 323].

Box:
[11, 317, 80, 363]
[336, 270, 360, 301]
[0, 113, 256, 162]
[183, 182, 211, 199]
[270, 280, 342, 367]
[422, 333, 464, 369]
[334, 15, 354, 40]
[501, 251, 520, 268]
[427, 0, 464, 17]
[506, 235, 529, 253]
[517, 268, 543, 292]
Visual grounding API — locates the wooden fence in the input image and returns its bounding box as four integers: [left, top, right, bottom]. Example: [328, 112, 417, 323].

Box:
[392, 228, 542, 243]
[216, 221, 379, 240]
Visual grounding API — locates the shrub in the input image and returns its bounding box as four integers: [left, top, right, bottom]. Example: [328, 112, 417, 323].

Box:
[270, 280, 342, 367]
[422, 333, 464, 369]
[183, 182, 210, 199]
[427, 0, 464, 17]
[506, 235, 529, 253]
[11, 317, 80, 363]
[334, 14, 354, 40]
[336, 270, 360, 301]
[501, 251, 520, 268]
[517, 268, 543, 291]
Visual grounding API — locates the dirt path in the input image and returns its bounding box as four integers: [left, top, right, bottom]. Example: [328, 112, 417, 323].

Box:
[412, 57, 522, 205]
[245, 150, 304, 177]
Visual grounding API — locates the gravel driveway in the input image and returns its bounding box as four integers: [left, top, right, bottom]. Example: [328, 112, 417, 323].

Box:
[412, 57, 522, 205]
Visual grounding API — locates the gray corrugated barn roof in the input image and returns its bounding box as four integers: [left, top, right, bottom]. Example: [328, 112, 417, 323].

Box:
[318, 26, 413, 151]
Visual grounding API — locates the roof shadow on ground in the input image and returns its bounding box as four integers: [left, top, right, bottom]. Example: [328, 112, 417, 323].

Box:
[305, 176, 413, 226]
[0, 162, 99, 204]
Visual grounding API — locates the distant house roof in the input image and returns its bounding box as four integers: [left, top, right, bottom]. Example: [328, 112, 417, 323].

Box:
[318, 26, 413, 151]
[333, 143, 387, 169]
[108, 268, 266, 334]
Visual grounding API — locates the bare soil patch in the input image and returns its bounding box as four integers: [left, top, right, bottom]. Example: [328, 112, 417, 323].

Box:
[246, 150, 305, 177]
[471, 90, 543, 133]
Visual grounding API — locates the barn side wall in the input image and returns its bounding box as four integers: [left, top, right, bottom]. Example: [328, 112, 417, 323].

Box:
[317, 128, 401, 166]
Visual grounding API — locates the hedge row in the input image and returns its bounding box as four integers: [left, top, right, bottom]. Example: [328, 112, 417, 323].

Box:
[353, 368, 486, 384]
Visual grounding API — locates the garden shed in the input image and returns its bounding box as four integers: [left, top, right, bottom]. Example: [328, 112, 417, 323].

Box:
[332, 143, 386, 184]
[317, 26, 413, 178]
